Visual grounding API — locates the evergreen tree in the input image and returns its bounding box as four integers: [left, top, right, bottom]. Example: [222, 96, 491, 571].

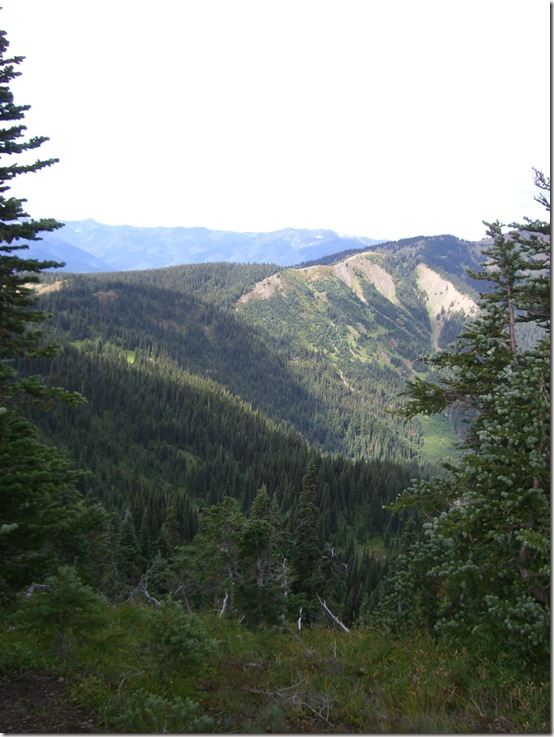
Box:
[115, 508, 143, 587]
[372, 176, 550, 667]
[173, 497, 246, 615]
[145, 597, 217, 685]
[237, 485, 291, 625]
[159, 500, 181, 557]
[0, 27, 75, 407]
[15, 565, 108, 659]
[509, 169, 550, 332]
[0, 412, 96, 592]
[0, 24, 98, 595]
[290, 463, 323, 618]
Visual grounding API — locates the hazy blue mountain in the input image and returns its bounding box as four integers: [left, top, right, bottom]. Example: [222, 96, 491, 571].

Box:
[38, 219, 385, 271]
[23, 235, 115, 273]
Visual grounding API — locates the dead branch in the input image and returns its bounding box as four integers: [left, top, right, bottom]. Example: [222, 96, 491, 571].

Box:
[173, 584, 193, 613]
[139, 578, 161, 607]
[242, 684, 332, 725]
[318, 596, 350, 632]
[290, 629, 315, 657]
[23, 582, 49, 598]
[125, 577, 161, 606]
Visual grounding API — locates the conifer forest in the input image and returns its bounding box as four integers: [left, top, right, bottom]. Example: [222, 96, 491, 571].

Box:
[0, 18, 550, 734]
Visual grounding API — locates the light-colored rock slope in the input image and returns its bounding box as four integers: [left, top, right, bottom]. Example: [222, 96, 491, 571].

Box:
[239, 254, 479, 332]
[416, 263, 478, 318]
[330, 254, 399, 305]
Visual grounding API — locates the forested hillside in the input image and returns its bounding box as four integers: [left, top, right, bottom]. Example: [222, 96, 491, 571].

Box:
[15, 234, 509, 613]
[35, 236, 480, 462]
[0, 15, 549, 732]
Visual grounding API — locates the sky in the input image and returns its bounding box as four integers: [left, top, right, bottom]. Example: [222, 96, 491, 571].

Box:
[0, 0, 550, 241]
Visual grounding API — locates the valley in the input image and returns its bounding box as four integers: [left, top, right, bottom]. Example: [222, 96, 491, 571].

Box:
[0, 8, 548, 727]
[5, 221, 550, 733]
[20, 236, 479, 604]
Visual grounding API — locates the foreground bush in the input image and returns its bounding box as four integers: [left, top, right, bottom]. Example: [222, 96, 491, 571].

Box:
[1, 603, 549, 733]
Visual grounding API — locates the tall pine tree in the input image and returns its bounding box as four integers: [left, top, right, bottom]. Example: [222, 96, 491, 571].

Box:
[290, 463, 324, 620]
[0, 23, 97, 595]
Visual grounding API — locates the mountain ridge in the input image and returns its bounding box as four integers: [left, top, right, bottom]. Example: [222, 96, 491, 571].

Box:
[22, 234, 488, 576]
[32, 234, 483, 473]
[35, 219, 386, 272]
[240, 240, 480, 352]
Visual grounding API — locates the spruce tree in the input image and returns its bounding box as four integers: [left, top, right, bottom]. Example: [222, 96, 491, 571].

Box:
[238, 485, 291, 625]
[290, 463, 323, 617]
[372, 175, 550, 667]
[0, 27, 66, 401]
[15, 565, 108, 659]
[0, 22, 93, 594]
[115, 508, 143, 587]
[509, 169, 550, 332]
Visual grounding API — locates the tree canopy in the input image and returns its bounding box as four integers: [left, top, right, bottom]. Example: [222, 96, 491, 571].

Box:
[0, 26, 98, 595]
[371, 172, 550, 667]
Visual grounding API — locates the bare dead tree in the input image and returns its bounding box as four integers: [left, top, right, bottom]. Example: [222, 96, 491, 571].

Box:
[318, 596, 350, 633]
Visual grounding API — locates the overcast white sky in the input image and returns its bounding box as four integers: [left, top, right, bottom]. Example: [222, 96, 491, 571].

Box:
[0, 0, 550, 240]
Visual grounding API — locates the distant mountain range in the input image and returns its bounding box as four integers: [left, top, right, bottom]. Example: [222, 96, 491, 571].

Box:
[26, 219, 386, 272]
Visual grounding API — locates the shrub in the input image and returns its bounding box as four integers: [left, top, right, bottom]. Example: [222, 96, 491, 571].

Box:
[146, 597, 218, 683]
[14, 565, 108, 659]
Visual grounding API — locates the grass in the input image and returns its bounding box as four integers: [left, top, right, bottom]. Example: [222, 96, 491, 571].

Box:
[419, 413, 462, 463]
[1, 603, 549, 733]
[69, 338, 135, 364]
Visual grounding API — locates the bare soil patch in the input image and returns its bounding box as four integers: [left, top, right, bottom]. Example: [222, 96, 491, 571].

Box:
[0, 670, 97, 734]
[239, 273, 286, 302]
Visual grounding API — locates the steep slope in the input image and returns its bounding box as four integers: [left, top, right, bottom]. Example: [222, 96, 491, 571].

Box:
[239, 241, 479, 366]
[37, 269, 421, 462]
[33, 235, 481, 469]
[235, 237, 481, 455]
[19, 236, 484, 596]
[416, 263, 478, 349]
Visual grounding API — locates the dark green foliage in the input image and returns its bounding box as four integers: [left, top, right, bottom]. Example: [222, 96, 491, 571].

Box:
[115, 508, 143, 588]
[372, 177, 550, 668]
[14, 565, 108, 658]
[169, 494, 293, 625]
[0, 23, 98, 597]
[21, 330, 415, 592]
[113, 689, 214, 733]
[237, 485, 291, 625]
[178, 497, 246, 615]
[0, 27, 69, 406]
[509, 169, 550, 331]
[437, 310, 466, 349]
[145, 597, 218, 683]
[0, 410, 103, 593]
[34, 256, 426, 463]
[290, 464, 323, 607]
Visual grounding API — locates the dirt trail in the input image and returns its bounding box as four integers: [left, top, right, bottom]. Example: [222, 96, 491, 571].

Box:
[0, 671, 97, 734]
